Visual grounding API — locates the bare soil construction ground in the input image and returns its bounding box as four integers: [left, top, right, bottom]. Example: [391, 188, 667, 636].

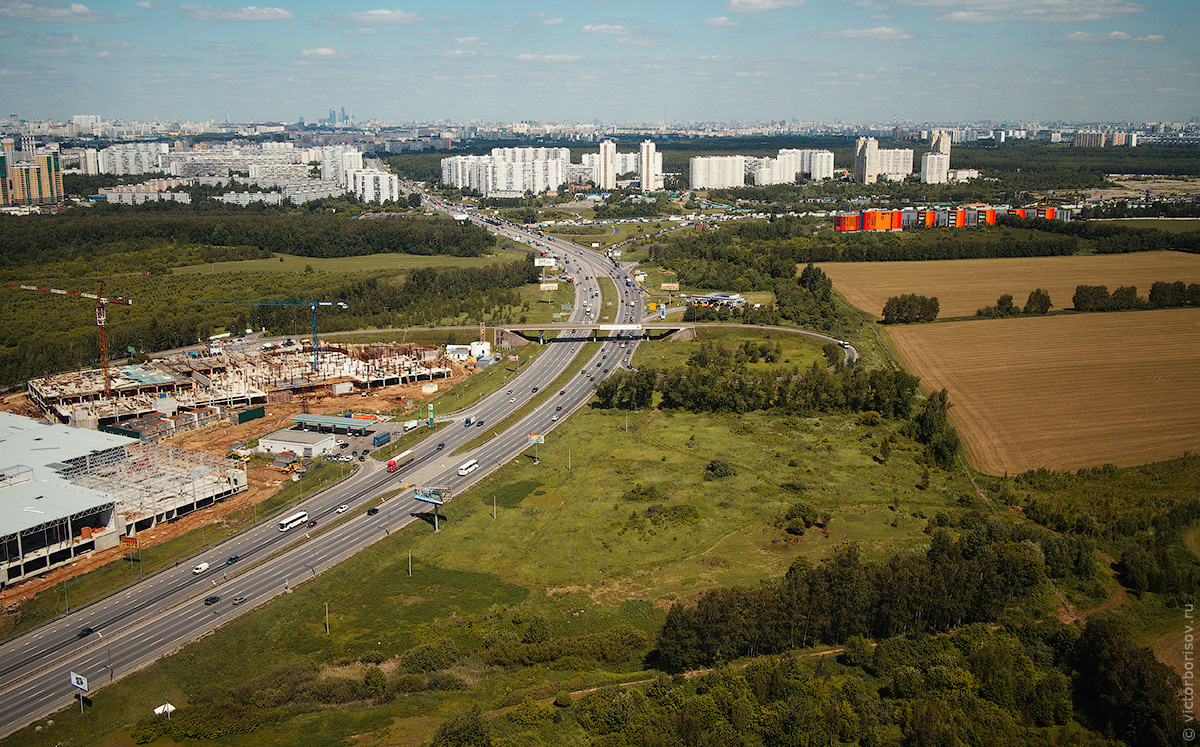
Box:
[819, 251, 1200, 319]
[1084, 175, 1200, 201]
[0, 365, 470, 617]
[885, 308, 1200, 475]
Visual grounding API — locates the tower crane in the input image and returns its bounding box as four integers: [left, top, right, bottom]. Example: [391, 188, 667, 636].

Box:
[196, 299, 348, 372]
[6, 281, 133, 399]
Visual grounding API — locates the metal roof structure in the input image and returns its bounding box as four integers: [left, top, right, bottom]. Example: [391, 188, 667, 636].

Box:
[288, 414, 378, 431]
[261, 429, 337, 446]
[0, 413, 131, 538]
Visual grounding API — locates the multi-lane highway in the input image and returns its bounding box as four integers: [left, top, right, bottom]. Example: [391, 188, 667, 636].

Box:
[0, 197, 646, 737]
[0, 194, 858, 737]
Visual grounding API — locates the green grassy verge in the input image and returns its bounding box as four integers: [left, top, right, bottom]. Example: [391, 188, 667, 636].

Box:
[5, 461, 348, 639]
[632, 326, 827, 371]
[597, 275, 617, 323]
[1103, 217, 1200, 233]
[453, 341, 601, 455]
[173, 249, 529, 275]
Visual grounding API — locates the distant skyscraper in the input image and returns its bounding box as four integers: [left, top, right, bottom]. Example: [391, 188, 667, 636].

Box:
[639, 140, 657, 193]
[598, 139, 616, 190]
[854, 137, 878, 184]
[921, 153, 950, 184]
[931, 132, 952, 156]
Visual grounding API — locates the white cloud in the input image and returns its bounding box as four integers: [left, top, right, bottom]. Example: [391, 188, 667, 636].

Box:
[133, 0, 167, 8]
[443, 48, 475, 57]
[30, 47, 70, 56]
[34, 32, 83, 44]
[453, 35, 487, 46]
[820, 26, 913, 40]
[94, 39, 131, 47]
[302, 47, 343, 58]
[94, 49, 108, 57]
[343, 26, 379, 35]
[703, 16, 740, 27]
[612, 35, 663, 46]
[1063, 30, 1164, 43]
[340, 9, 424, 25]
[697, 54, 734, 61]
[543, 17, 563, 25]
[903, 0, 1144, 23]
[0, 1, 126, 23]
[178, 5, 294, 22]
[725, 0, 805, 12]
[514, 53, 581, 62]
[581, 23, 629, 35]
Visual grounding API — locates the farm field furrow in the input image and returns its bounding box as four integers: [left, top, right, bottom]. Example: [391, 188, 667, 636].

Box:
[886, 308, 1200, 474]
[819, 251, 1200, 319]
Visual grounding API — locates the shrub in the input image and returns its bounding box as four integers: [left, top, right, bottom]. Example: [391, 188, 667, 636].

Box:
[506, 696, 555, 725]
[704, 459, 736, 481]
[555, 690, 574, 708]
[401, 641, 457, 673]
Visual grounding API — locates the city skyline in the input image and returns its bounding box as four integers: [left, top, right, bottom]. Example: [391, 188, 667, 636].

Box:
[0, 0, 1196, 124]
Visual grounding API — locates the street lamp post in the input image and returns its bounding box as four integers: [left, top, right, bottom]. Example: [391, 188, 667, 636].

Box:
[97, 631, 114, 683]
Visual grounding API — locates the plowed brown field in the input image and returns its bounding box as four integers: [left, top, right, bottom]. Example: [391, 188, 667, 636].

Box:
[886, 309, 1200, 474]
[819, 251, 1200, 319]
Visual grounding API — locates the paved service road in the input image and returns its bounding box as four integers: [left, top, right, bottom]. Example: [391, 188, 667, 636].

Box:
[0, 192, 859, 737]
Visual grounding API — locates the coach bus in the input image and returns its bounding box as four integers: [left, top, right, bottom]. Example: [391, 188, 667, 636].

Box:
[456, 459, 479, 477]
[278, 510, 309, 532]
[387, 449, 415, 473]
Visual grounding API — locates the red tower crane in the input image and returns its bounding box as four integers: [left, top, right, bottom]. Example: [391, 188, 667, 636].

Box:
[6, 281, 134, 399]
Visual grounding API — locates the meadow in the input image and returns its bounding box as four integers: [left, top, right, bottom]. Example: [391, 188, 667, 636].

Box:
[818, 250, 1200, 318]
[885, 308, 1200, 474]
[173, 249, 529, 275]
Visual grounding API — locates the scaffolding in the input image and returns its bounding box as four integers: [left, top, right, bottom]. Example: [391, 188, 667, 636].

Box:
[57, 442, 246, 532]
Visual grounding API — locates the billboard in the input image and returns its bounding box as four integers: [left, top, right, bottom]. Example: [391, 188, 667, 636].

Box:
[70, 672, 88, 691]
[528, 434, 544, 444]
[539, 282, 559, 291]
[120, 535, 139, 549]
[660, 282, 679, 291]
[533, 257, 556, 267]
[591, 242, 600, 248]
[507, 354, 519, 361]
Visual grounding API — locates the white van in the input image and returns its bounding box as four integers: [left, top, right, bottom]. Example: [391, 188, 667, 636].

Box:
[192, 562, 209, 574]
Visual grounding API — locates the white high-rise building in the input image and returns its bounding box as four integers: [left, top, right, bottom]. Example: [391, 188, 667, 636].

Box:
[854, 138, 911, 183]
[440, 149, 567, 196]
[597, 140, 617, 190]
[920, 153, 950, 184]
[931, 132, 952, 156]
[776, 149, 835, 181]
[690, 156, 745, 189]
[639, 140, 660, 192]
[349, 169, 401, 203]
[98, 142, 169, 175]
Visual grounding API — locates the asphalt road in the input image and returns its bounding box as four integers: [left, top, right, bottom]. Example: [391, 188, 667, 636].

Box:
[0, 199, 644, 738]
[0, 195, 859, 737]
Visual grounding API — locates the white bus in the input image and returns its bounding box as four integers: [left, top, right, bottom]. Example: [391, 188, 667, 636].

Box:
[456, 459, 479, 477]
[278, 510, 309, 532]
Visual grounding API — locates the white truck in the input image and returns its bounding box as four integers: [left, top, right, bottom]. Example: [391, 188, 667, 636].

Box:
[192, 562, 209, 574]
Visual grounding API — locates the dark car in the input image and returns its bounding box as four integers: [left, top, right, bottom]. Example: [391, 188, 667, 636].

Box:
[204, 595, 220, 606]
[306, 520, 317, 527]
[436, 442, 445, 450]
[532, 386, 539, 393]
[367, 507, 380, 516]
[555, 406, 562, 412]
[225, 555, 240, 566]
[77, 627, 94, 639]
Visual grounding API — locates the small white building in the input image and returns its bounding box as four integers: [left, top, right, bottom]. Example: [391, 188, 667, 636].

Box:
[258, 429, 336, 458]
[444, 341, 492, 361]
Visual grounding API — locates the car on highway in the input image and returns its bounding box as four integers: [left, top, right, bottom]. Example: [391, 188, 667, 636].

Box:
[552, 415, 559, 421]
[232, 596, 247, 606]
[204, 595, 220, 606]
[555, 405, 562, 411]
[589, 376, 595, 381]
[436, 442, 445, 450]
[507, 389, 512, 395]
[367, 507, 380, 516]
[306, 520, 317, 528]
[225, 555, 239, 566]
[77, 627, 94, 638]
[559, 390, 565, 396]
[336, 504, 348, 513]
[532, 386, 539, 393]
[476, 419, 485, 427]
[509, 397, 516, 403]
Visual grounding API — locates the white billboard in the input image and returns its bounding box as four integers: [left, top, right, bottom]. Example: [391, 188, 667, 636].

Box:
[539, 283, 560, 291]
[70, 671, 88, 691]
[533, 257, 556, 267]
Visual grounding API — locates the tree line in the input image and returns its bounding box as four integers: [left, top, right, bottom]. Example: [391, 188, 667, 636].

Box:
[999, 214, 1200, 254]
[976, 289, 1053, 317]
[881, 294, 939, 323]
[1072, 281, 1200, 311]
[0, 209, 495, 270]
[1076, 200, 1200, 220]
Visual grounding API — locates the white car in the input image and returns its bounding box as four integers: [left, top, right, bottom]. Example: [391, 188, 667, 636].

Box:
[509, 397, 516, 403]
[336, 504, 349, 513]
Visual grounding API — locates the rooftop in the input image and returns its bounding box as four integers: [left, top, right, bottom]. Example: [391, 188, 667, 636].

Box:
[288, 414, 379, 430]
[262, 429, 337, 445]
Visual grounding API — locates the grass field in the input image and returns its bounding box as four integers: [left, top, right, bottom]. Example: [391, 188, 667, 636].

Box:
[174, 249, 529, 275]
[5, 401, 978, 747]
[819, 251, 1200, 319]
[633, 326, 826, 371]
[885, 308, 1200, 474]
[1102, 218, 1200, 233]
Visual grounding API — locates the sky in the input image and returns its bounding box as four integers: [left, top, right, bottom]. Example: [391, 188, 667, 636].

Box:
[0, 0, 1196, 125]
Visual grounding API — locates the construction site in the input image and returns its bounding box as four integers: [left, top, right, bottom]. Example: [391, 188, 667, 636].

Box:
[25, 341, 452, 432]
